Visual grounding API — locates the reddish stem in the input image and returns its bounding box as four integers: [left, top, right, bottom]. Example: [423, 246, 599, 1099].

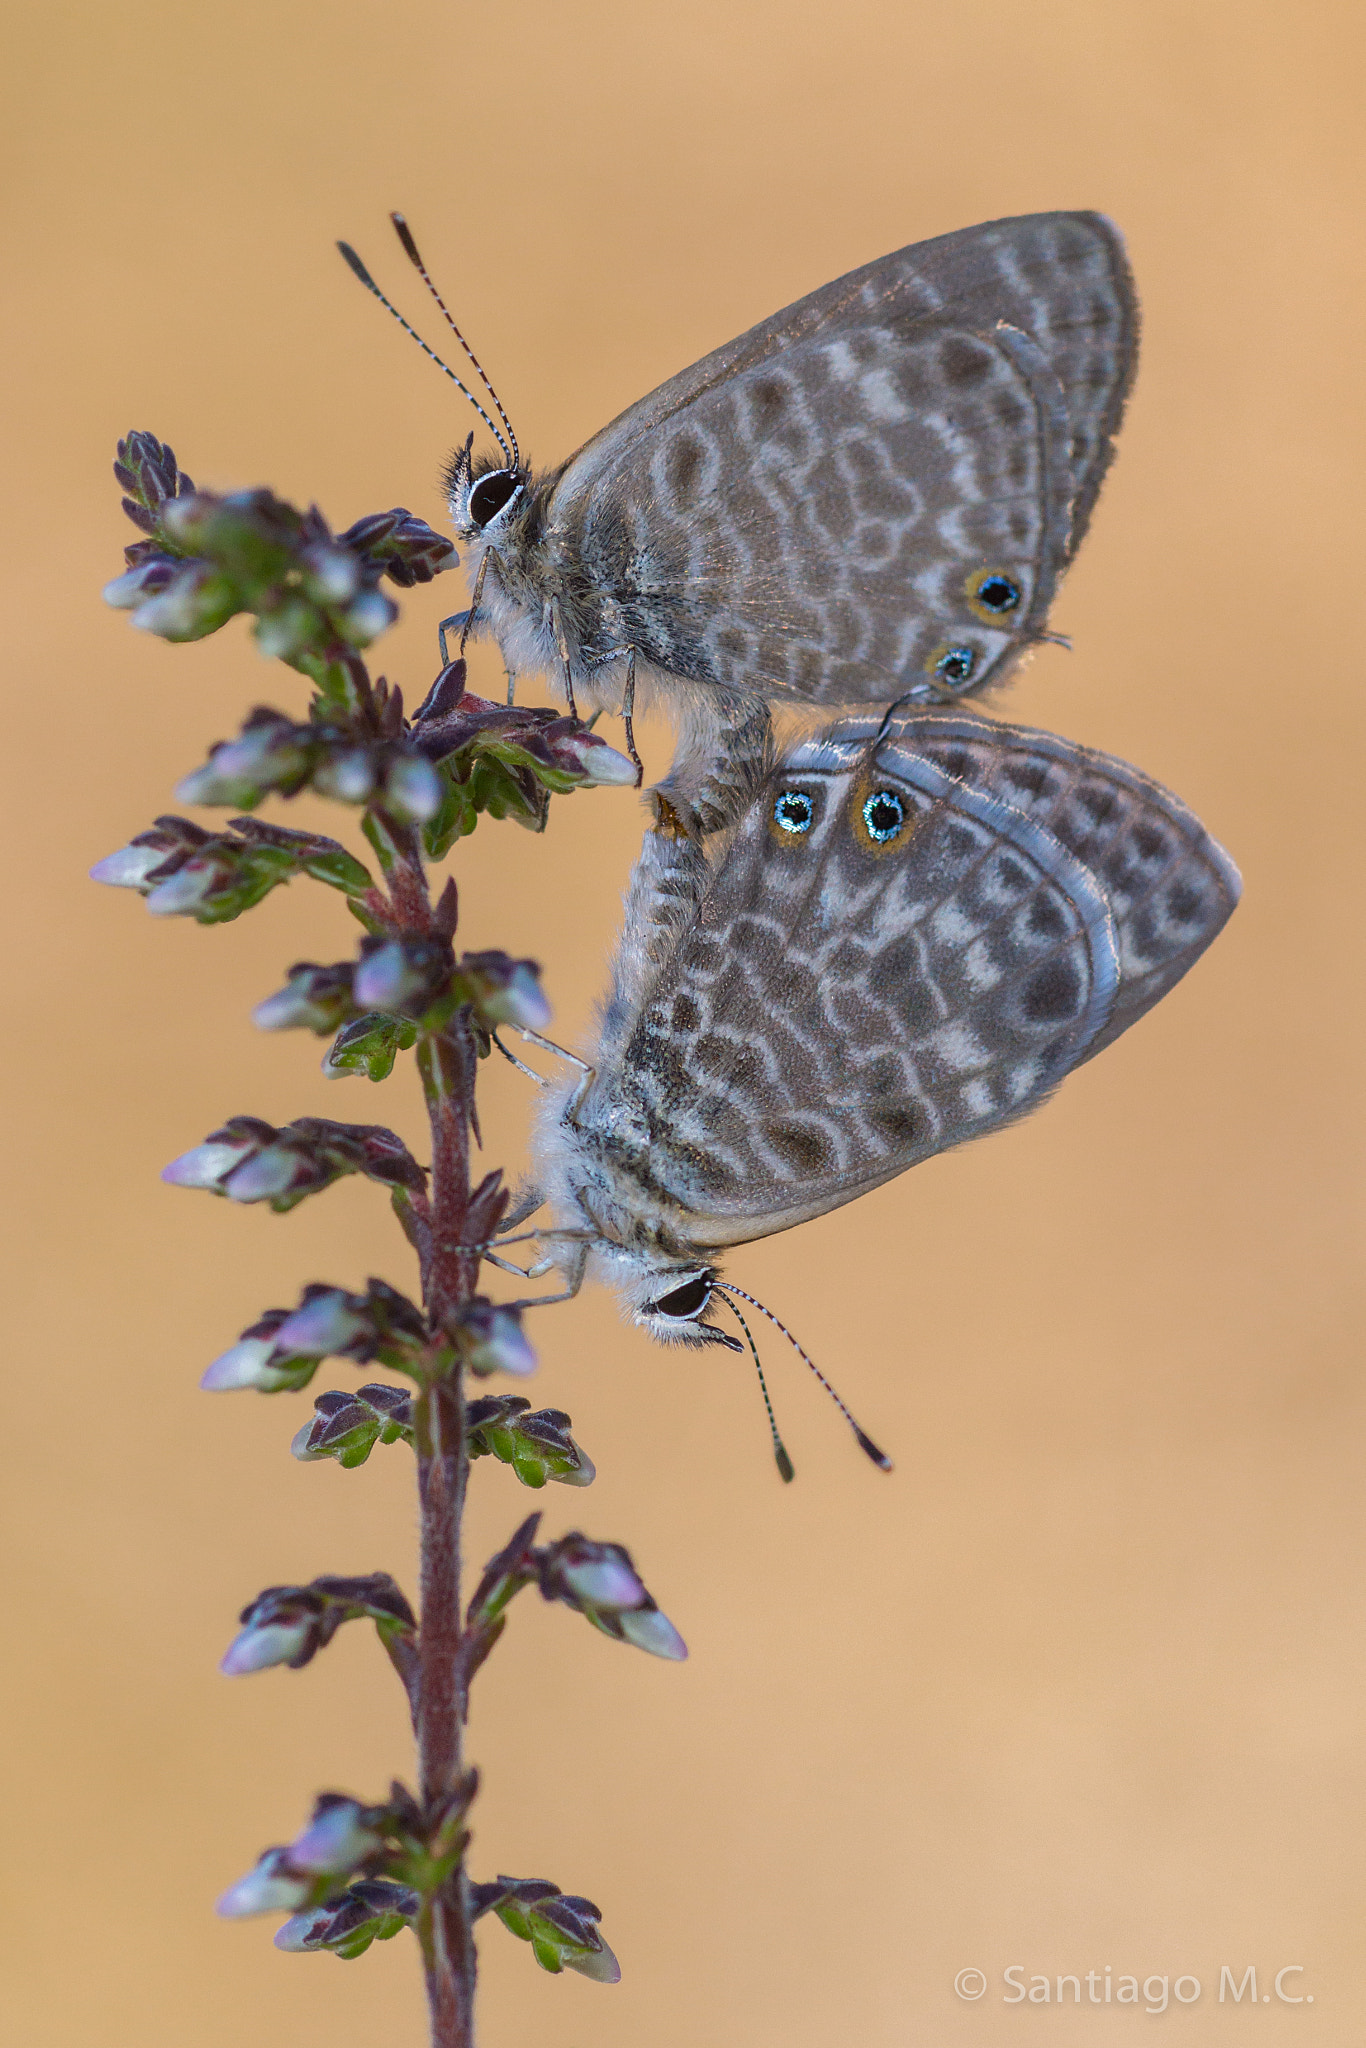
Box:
[387, 830, 480, 2048]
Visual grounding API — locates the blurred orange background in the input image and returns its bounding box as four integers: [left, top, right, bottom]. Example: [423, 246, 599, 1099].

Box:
[3, 2, 1363, 2042]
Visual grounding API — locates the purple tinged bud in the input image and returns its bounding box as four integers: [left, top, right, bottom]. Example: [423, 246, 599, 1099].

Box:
[201, 1337, 279, 1391]
[616, 1608, 688, 1661]
[313, 748, 377, 804]
[162, 1138, 257, 1189]
[252, 986, 323, 1031]
[220, 1618, 313, 1675]
[353, 943, 425, 1013]
[90, 843, 167, 889]
[175, 722, 309, 806]
[341, 590, 395, 645]
[288, 1801, 382, 1875]
[272, 1290, 365, 1358]
[223, 1146, 303, 1203]
[383, 752, 444, 823]
[130, 584, 199, 638]
[273, 1911, 324, 1952]
[103, 563, 165, 609]
[144, 860, 220, 916]
[567, 1938, 622, 1983]
[303, 544, 361, 605]
[156, 496, 200, 546]
[216, 1850, 314, 1918]
[560, 1556, 647, 1611]
[466, 1309, 537, 1380]
[483, 963, 552, 1031]
[570, 739, 639, 788]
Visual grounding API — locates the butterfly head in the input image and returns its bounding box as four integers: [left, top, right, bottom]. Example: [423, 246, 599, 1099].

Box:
[622, 1264, 743, 1352]
[444, 435, 530, 542]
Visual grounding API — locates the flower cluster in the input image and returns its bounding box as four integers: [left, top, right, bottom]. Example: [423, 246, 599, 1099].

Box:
[177, 704, 446, 825]
[221, 1778, 473, 1953]
[203, 1278, 432, 1393]
[103, 433, 456, 674]
[471, 1877, 620, 1982]
[254, 942, 550, 1075]
[409, 662, 638, 851]
[221, 1786, 618, 1982]
[221, 1572, 416, 1676]
[92, 814, 374, 924]
[468, 1513, 687, 1660]
[163, 1116, 425, 1213]
[467, 1395, 595, 1488]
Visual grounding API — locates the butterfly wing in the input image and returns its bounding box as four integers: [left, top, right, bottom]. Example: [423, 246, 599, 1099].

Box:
[573, 724, 1120, 1246]
[547, 213, 1136, 705]
[572, 713, 1234, 1250]
[882, 711, 1243, 1057]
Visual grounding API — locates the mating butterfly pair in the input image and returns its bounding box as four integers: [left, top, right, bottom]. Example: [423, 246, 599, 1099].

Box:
[347, 209, 1238, 1466]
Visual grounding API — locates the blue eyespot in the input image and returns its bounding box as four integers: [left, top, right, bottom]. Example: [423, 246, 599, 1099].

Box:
[972, 572, 1021, 614]
[934, 645, 976, 685]
[773, 790, 814, 834]
[861, 789, 905, 843]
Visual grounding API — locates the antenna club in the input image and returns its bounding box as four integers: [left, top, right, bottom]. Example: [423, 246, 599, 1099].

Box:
[390, 212, 423, 267]
[855, 1430, 894, 1473]
[337, 241, 378, 291]
[775, 1444, 796, 1484]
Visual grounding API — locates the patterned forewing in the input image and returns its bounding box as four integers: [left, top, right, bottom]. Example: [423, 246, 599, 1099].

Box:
[589, 746, 1119, 1243]
[570, 319, 1072, 706]
[552, 212, 1134, 559]
[874, 712, 1242, 1056]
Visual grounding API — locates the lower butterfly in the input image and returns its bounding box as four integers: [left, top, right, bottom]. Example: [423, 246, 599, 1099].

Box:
[487, 709, 1239, 1472]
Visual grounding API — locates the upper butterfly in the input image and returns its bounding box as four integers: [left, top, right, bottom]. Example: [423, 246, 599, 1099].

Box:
[501, 707, 1237, 1363]
[341, 213, 1137, 765]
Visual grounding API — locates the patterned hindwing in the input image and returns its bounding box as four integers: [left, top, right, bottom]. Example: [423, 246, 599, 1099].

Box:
[874, 711, 1242, 1057]
[566, 318, 1073, 708]
[571, 728, 1121, 1248]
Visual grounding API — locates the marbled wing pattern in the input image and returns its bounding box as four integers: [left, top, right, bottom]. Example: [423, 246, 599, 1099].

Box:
[562, 321, 1071, 705]
[550, 712, 1237, 1259]
[889, 713, 1243, 1060]
[538, 211, 1136, 708]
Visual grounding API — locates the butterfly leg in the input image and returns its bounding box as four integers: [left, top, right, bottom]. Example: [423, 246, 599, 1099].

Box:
[501, 1182, 547, 1230]
[621, 648, 643, 786]
[461, 553, 490, 658]
[517, 1028, 593, 1075]
[437, 611, 469, 668]
[549, 597, 580, 720]
[497, 1241, 590, 1313]
[490, 1031, 547, 1084]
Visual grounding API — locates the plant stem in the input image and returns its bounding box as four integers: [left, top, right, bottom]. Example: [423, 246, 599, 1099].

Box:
[390, 825, 478, 2045]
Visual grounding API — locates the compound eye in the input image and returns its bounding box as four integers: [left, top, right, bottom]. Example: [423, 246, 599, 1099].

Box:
[468, 470, 520, 527]
[650, 1275, 711, 1319]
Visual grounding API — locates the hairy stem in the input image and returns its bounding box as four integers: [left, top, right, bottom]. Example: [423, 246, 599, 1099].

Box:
[390, 833, 479, 2048]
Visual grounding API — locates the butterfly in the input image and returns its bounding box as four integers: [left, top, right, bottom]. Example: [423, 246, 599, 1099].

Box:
[484, 707, 1238, 1467]
[341, 212, 1137, 809]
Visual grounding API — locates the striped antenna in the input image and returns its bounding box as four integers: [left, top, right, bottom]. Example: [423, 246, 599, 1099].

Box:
[389, 213, 520, 473]
[337, 238, 514, 467]
[714, 1291, 795, 1483]
[715, 1284, 893, 1472]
